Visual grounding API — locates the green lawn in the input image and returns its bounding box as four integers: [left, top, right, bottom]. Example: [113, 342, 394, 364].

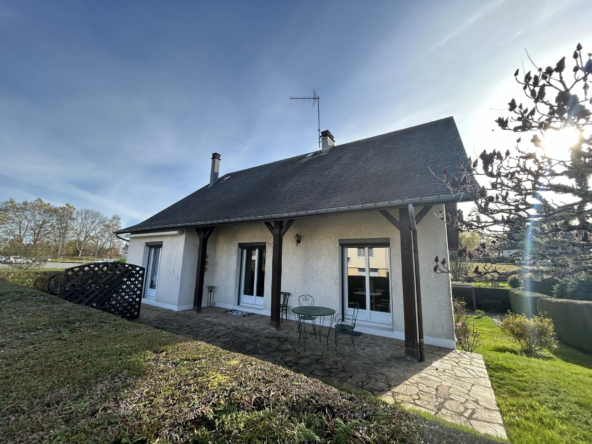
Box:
[470, 316, 592, 444]
[0, 280, 494, 444]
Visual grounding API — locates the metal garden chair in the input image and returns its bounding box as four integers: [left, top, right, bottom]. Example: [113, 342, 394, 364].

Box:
[280, 292, 290, 322]
[334, 302, 362, 350]
[297, 294, 317, 338]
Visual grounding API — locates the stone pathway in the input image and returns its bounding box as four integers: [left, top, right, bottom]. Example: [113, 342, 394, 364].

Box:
[137, 305, 506, 439]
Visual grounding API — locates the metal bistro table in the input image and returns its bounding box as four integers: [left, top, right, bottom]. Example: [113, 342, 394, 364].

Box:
[292, 306, 336, 351]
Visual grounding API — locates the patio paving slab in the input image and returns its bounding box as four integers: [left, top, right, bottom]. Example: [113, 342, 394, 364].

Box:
[137, 305, 506, 439]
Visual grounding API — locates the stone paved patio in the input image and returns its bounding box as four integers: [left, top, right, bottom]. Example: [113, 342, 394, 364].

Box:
[137, 305, 506, 439]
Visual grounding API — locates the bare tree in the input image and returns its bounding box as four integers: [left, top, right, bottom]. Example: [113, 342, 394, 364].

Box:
[28, 198, 55, 247]
[436, 43, 591, 281]
[51, 204, 75, 261]
[71, 209, 108, 257]
[105, 215, 122, 259]
[0, 199, 33, 244]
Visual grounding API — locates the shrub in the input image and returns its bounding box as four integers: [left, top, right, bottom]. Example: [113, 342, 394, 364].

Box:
[453, 298, 482, 352]
[481, 298, 504, 313]
[523, 276, 560, 296]
[564, 274, 592, 301]
[499, 312, 558, 355]
[552, 279, 570, 299]
[475, 309, 484, 318]
[508, 274, 523, 289]
[0, 269, 56, 292]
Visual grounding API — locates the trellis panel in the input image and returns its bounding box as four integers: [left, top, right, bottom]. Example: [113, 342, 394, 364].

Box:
[54, 262, 144, 319]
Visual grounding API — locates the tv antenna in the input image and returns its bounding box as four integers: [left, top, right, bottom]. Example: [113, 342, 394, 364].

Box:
[290, 90, 320, 149]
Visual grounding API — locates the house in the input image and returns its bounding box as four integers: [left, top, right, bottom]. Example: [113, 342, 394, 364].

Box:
[501, 244, 522, 259]
[118, 117, 471, 360]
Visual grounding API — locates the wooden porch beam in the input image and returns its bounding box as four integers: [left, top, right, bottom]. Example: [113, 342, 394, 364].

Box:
[264, 221, 274, 235]
[193, 226, 215, 312]
[414, 205, 433, 225]
[280, 219, 295, 237]
[379, 210, 400, 230]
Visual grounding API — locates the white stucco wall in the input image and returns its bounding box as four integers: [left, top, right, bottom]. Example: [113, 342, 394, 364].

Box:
[126, 232, 190, 311]
[206, 207, 453, 347]
[126, 207, 455, 347]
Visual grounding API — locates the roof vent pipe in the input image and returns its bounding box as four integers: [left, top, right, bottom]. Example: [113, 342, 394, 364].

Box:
[321, 130, 335, 153]
[210, 153, 221, 186]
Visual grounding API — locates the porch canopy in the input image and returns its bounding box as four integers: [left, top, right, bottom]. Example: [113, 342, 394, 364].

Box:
[118, 117, 473, 361]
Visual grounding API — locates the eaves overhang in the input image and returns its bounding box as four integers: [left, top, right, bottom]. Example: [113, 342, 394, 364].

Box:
[116, 193, 470, 235]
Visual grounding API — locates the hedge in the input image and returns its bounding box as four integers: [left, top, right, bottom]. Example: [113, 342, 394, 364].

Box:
[451, 284, 510, 313]
[538, 297, 592, 354]
[0, 269, 58, 292]
[522, 277, 560, 296]
[509, 289, 548, 318]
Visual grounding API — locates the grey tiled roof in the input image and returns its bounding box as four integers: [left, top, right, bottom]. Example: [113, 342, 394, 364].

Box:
[121, 117, 470, 233]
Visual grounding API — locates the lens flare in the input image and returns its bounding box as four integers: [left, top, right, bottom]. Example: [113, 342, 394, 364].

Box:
[541, 128, 580, 160]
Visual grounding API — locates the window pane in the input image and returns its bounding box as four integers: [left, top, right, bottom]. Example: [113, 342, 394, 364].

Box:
[368, 247, 390, 313]
[347, 248, 366, 310]
[368, 247, 374, 258]
[149, 247, 161, 289]
[243, 249, 255, 295]
[256, 248, 265, 296]
[357, 248, 364, 257]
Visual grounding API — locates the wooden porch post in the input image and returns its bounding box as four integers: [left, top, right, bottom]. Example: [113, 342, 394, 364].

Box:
[445, 202, 459, 251]
[193, 226, 215, 312]
[381, 206, 433, 362]
[399, 207, 419, 361]
[265, 219, 294, 329]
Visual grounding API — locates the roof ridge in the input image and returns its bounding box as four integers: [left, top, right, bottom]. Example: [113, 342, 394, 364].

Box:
[219, 116, 455, 179]
[335, 116, 455, 149]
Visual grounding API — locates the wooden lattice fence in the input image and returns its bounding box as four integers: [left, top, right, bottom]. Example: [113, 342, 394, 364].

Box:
[48, 262, 145, 319]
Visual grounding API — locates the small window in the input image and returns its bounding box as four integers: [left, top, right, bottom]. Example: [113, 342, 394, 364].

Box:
[357, 268, 366, 276]
[357, 248, 364, 257]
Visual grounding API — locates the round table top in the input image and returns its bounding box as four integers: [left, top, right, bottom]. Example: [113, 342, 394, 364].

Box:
[292, 306, 336, 317]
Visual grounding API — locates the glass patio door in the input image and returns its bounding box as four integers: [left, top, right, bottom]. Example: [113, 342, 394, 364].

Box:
[239, 247, 265, 306]
[145, 245, 162, 299]
[344, 246, 392, 324]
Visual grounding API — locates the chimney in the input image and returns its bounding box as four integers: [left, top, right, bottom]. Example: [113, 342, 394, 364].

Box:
[321, 130, 335, 153]
[210, 153, 221, 186]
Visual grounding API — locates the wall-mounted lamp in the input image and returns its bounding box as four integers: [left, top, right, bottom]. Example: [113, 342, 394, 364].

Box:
[294, 233, 301, 246]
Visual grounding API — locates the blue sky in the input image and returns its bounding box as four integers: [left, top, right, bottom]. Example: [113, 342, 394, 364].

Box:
[1, 0, 591, 228]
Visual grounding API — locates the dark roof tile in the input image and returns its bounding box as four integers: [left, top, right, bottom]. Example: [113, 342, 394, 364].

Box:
[121, 117, 471, 233]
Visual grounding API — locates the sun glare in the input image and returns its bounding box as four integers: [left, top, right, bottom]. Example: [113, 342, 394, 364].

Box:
[540, 128, 580, 160]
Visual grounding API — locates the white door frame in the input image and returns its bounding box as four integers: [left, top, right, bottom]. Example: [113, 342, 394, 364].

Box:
[145, 245, 162, 299]
[343, 245, 392, 325]
[239, 246, 265, 306]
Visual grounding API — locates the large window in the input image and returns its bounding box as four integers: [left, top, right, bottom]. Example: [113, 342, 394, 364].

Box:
[344, 244, 391, 324]
[145, 244, 162, 299]
[239, 246, 266, 306]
